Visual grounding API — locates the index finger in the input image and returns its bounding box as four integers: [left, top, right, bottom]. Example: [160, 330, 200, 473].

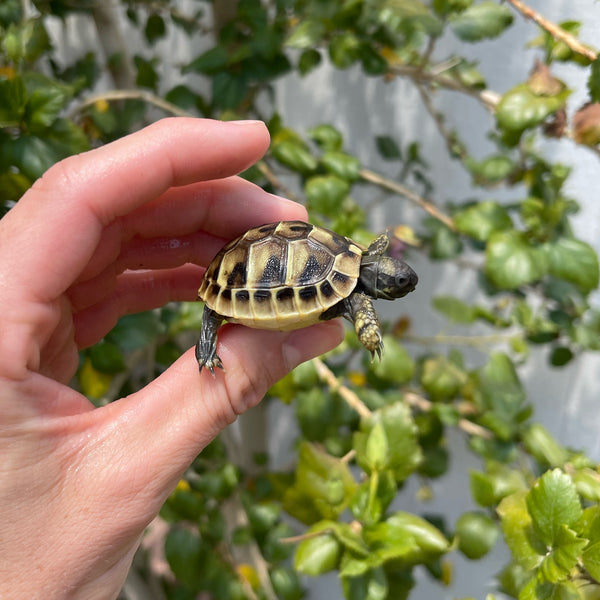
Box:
[0, 118, 271, 301]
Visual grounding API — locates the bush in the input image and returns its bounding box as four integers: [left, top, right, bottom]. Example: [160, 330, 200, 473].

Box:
[2, 1, 600, 598]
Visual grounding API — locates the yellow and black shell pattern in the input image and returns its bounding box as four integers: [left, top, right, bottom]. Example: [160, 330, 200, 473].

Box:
[198, 221, 363, 330]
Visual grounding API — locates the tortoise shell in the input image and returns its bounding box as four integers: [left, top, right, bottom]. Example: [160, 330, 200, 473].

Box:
[198, 221, 363, 330]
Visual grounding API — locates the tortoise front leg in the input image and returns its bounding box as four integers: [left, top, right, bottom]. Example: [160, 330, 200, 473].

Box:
[196, 305, 224, 375]
[347, 292, 384, 360]
[366, 232, 390, 256]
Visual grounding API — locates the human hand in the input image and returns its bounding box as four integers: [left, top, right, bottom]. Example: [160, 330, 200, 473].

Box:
[0, 118, 344, 599]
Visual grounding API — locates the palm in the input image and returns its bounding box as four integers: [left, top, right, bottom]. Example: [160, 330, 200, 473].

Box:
[0, 119, 344, 599]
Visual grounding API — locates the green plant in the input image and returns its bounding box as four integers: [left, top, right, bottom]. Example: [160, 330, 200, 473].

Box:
[3, 1, 600, 598]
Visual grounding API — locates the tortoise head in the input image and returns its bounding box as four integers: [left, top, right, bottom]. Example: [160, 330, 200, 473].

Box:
[358, 254, 418, 300]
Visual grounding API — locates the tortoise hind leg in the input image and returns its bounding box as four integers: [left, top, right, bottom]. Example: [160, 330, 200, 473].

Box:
[196, 305, 224, 375]
[347, 292, 384, 360]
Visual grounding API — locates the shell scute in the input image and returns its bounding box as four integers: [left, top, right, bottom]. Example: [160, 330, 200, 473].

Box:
[198, 221, 362, 329]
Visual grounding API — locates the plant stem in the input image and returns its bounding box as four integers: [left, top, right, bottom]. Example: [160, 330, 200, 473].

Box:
[505, 0, 598, 62]
[359, 168, 456, 231]
[70, 89, 192, 120]
[312, 357, 372, 419]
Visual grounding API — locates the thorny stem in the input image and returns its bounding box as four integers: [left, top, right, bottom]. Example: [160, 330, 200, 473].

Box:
[505, 0, 598, 62]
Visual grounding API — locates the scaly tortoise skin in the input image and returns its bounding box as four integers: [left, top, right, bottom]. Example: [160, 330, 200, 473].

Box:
[196, 221, 418, 374]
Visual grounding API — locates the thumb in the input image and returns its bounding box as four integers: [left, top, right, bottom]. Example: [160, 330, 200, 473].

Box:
[110, 320, 344, 491]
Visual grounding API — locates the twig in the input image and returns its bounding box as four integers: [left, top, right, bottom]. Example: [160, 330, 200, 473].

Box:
[403, 392, 494, 439]
[256, 161, 302, 203]
[312, 358, 372, 419]
[415, 82, 469, 161]
[387, 64, 501, 111]
[280, 528, 334, 545]
[404, 332, 514, 348]
[359, 168, 456, 231]
[505, 0, 597, 62]
[69, 89, 193, 120]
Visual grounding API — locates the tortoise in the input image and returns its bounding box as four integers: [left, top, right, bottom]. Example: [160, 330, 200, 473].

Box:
[196, 220, 418, 374]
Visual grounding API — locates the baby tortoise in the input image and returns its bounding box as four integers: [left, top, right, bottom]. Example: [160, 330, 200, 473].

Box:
[196, 220, 418, 374]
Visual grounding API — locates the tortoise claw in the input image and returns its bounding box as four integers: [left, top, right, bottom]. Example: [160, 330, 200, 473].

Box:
[370, 335, 384, 362]
[199, 354, 225, 377]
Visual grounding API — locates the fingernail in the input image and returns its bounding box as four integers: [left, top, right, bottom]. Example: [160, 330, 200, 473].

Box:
[282, 321, 345, 371]
[224, 119, 266, 126]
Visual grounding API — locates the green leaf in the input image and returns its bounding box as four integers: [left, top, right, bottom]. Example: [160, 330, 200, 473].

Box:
[469, 462, 527, 507]
[305, 175, 349, 212]
[549, 346, 573, 367]
[583, 516, 600, 581]
[485, 230, 548, 290]
[588, 56, 600, 103]
[420, 355, 467, 401]
[473, 352, 527, 440]
[429, 224, 463, 259]
[365, 422, 389, 471]
[23, 74, 72, 131]
[107, 312, 163, 352]
[286, 19, 326, 49]
[497, 84, 570, 133]
[572, 469, 600, 503]
[545, 237, 599, 294]
[497, 492, 545, 570]
[538, 525, 587, 583]
[375, 135, 401, 160]
[329, 32, 361, 69]
[432, 295, 477, 323]
[522, 424, 570, 468]
[165, 84, 198, 110]
[88, 340, 126, 374]
[449, 1, 513, 42]
[0, 0, 22, 27]
[283, 442, 356, 523]
[144, 13, 166, 44]
[212, 71, 247, 110]
[165, 528, 206, 592]
[11, 134, 62, 179]
[466, 155, 515, 184]
[453, 201, 513, 242]
[455, 511, 500, 559]
[526, 469, 582, 547]
[0, 171, 30, 201]
[341, 567, 389, 600]
[271, 139, 318, 174]
[307, 124, 343, 151]
[298, 48, 322, 75]
[354, 403, 422, 481]
[350, 469, 397, 526]
[358, 44, 388, 76]
[364, 511, 449, 566]
[320, 150, 361, 181]
[0, 75, 25, 126]
[134, 55, 158, 90]
[294, 528, 341, 575]
[368, 336, 414, 385]
[377, 0, 442, 36]
[4, 19, 50, 62]
[183, 45, 229, 74]
[519, 579, 583, 600]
